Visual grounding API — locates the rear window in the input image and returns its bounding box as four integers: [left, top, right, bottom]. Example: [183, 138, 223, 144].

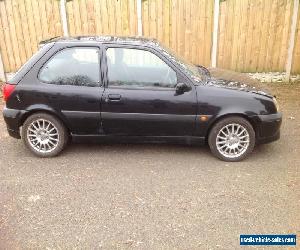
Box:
[39, 47, 100, 87]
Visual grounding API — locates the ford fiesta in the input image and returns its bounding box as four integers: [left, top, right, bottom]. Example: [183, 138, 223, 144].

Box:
[2, 36, 282, 161]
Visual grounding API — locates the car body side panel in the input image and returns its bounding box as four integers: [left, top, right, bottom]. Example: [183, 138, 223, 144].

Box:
[6, 42, 104, 135]
[194, 85, 279, 138]
[101, 87, 197, 136]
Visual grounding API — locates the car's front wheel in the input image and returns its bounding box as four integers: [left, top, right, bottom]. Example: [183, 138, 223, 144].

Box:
[208, 116, 255, 162]
[22, 113, 68, 157]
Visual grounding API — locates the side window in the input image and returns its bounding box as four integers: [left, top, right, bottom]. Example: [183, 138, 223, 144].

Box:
[39, 48, 100, 87]
[106, 48, 177, 88]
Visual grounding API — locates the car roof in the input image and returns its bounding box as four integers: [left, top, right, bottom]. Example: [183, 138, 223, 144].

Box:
[40, 35, 160, 47]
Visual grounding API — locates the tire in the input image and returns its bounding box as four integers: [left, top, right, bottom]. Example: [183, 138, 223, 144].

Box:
[208, 116, 255, 162]
[22, 112, 68, 157]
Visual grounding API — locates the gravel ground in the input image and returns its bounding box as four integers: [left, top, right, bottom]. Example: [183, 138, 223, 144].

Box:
[0, 83, 299, 249]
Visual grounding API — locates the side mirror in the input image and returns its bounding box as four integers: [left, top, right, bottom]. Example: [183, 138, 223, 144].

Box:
[175, 82, 190, 95]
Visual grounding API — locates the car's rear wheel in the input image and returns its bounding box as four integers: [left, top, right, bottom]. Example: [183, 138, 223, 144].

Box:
[208, 116, 255, 162]
[22, 113, 68, 157]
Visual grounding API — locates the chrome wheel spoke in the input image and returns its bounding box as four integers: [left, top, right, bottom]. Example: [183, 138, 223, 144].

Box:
[240, 140, 249, 143]
[48, 127, 56, 133]
[48, 140, 56, 146]
[226, 126, 230, 134]
[45, 122, 51, 130]
[28, 128, 36, 134]
[220, 130, 227, 137]
[217, 135, 227, 140]
[236, 125, 241, 134]
[37, 120, 42, 129]
[48, 133, 58, 136]
[238, 129, 246, 136]
[32, 123, 39, 131]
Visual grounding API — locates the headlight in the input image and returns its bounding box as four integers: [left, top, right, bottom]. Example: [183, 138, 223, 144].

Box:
[273, 97, 279, 112]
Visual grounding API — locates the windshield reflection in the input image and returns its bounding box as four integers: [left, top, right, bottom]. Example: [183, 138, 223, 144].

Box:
[157, 43, 206, 82]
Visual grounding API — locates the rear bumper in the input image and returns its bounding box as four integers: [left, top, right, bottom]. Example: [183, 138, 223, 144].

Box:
[252, 112, 282, 144]
[2, 107, 28, 139]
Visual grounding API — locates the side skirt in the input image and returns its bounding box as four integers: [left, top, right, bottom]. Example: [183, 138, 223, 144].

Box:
[71, 134, 206, 145]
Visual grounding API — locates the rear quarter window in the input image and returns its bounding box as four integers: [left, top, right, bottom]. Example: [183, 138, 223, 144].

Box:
[39, 47, 100, 87]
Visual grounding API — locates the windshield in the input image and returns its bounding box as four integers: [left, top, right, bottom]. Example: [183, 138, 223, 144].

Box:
[158, 43, 206, 82]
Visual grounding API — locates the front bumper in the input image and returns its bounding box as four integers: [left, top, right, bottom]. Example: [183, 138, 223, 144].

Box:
[252, 112, 282, 144]
[2, 107, 28, 139]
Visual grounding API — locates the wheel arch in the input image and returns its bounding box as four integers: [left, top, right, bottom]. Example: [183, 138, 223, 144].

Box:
[19, 108, 70, 135]
[205, 113, 257, 143]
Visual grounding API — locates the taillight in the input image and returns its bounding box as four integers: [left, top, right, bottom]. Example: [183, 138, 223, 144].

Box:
[2, 83, 16, 102]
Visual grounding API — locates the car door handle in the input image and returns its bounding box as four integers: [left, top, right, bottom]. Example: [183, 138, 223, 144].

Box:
[106, 94, 121, 102]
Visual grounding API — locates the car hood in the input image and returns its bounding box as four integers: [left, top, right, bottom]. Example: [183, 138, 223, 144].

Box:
[203, 68, 273, 98]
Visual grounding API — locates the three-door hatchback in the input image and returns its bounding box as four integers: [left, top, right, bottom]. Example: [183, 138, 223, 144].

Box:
[2, 36, 282, 161]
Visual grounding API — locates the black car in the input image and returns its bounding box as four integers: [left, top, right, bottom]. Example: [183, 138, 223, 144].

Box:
[2, 36, 282, 161]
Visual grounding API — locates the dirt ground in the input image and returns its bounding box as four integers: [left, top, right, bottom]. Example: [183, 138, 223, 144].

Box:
[0, 83, 299, 249]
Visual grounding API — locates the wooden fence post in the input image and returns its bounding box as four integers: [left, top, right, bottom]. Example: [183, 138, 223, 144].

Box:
[211, 0, 220, 68]
[0, 50, 6, 82]
[60, 0, 69, 36]
[285, 0, 299, 82]
[137, 0, 143, 36]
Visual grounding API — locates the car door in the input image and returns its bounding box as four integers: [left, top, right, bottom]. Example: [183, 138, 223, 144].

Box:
[101, 45, 197, 136]
[23, 45, 104, 135]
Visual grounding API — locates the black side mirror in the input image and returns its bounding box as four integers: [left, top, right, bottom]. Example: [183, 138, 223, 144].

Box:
[175, 82, 190, 95]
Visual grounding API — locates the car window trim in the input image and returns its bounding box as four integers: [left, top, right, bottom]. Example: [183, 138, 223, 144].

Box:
[37, 45, 103, 87]
[107, 85, 176, 91]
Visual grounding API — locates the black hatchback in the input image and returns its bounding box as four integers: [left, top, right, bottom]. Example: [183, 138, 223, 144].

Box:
[2, 36, 282, 161]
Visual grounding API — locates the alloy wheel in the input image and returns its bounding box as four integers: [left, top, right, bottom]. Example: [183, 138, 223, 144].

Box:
[216, 123, 250, 159]
[27, 119, 60, 153]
